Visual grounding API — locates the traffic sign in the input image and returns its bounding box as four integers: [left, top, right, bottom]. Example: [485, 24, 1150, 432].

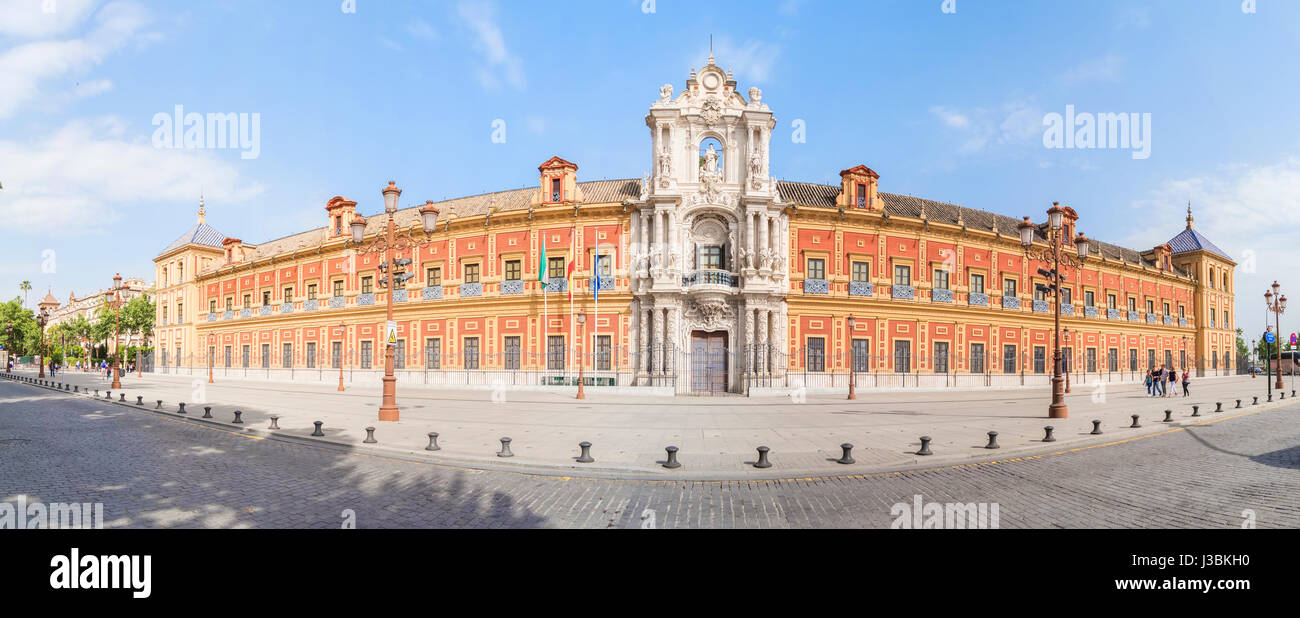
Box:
[1291, 333, 1297, 346]
[386, 320, 397, 345]
[1264, 331, 1275, 344]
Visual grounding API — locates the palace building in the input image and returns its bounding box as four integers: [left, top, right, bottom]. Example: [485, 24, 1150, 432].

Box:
[154, 56, 1238, 395]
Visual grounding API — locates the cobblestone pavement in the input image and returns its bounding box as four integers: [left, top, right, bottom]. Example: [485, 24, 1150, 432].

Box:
[1, 379, 1297, 529]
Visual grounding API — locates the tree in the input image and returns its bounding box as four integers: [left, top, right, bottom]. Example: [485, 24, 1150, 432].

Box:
[1236, 328, 1250, 363]
[121, 294, 155, 349]
[18, 281, 31, 309]
[0, 297, 38, 355]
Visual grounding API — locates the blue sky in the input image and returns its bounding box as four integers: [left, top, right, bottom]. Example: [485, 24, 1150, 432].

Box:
[2, 0, 1298, 346]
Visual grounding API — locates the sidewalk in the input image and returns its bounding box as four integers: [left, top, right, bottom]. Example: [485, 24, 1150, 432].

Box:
[2, 368, 1287, 480]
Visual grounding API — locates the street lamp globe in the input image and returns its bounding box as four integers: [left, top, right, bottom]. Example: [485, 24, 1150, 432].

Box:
[1047, 203, 1065, 230]
[1265, 289, 1273, 306]
[1017, 216, 1035, 247]
[847, 315, 855, 329]
[382, 181, 402, 214]
[1272, 280, 1281, 295]
[419, 200, 440, 233]
[350, 215, 367, 244]
[1281, 295, 1288, 312]
[1074, 233, 1090, 260]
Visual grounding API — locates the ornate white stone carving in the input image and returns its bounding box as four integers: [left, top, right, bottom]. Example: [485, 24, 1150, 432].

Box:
[659, 83, 673, 103]
[700, 96, 723, 126]
[687, 299, 735, 332]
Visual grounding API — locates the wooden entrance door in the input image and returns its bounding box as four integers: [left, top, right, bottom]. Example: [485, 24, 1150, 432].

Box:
[691, 331, 728, 393]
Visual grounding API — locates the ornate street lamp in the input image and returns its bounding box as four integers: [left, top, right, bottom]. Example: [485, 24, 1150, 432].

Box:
[1018, 203, 1090, 419]
[576, 312, 587, 400]
[351, 181, 441, 422]
[103, 273, 124, 389]
[1063, 327, 1071, 393]
[847, 315, 857, 400]
[1266, 283, 1286, 392]
[36, 309, 49, 379]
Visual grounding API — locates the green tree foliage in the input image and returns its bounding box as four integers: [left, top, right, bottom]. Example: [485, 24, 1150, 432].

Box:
[0, 296, 38, 355]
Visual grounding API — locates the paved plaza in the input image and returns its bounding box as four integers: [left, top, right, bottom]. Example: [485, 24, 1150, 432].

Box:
[0, 368, 1284, 479]
[0, 375, 1296, 528]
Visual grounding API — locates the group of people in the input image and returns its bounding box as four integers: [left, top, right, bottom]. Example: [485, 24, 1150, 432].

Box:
[1146, 366, 1190, 397]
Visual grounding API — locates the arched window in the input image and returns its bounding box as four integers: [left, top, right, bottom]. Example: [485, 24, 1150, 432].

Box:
[698, 137, 723, 176]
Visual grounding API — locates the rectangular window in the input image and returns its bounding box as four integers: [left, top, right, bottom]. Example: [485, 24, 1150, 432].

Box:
[210, 300, 217, 314]
[893, 264, 911, 286]
[241, 345, 249, 368]
[1082, 290, 1092, 307]
[395, 339, 405, 369]
[242, 294, 251, 309]
[1129, 349, 1138, 372]
[332, 341, 342, 369]
[1087, 348, 1097, 373]
[1147, 349, 1156, 369]
[282, 343, 293, 369]
[1034, 285, 1049, 302]
[261, 344, 270, 368]
[505, 260, 521, 281]
[334, 280, 344, 297]
[969, 273, 985, 294]
[224, 346, 231, 368]
[894, 340, 911, 373]
[595, 335, 612, 371]
[463, 338, 480, 370]
[426, 267, 442, 286]
[283, 286, 293, 300]
[548, 257, 566, 279]
[361, 277, 373, 294]
[464, 263, 480, 284]
[424, 338, 441, 369]
[1223, 310, 1229, 329]
[1003, 344, 1017, 374]
[1108, 294, 1117, 309]
[806, 338, 825, 372]
[306, 342, 317, 368]
[547, 336, 566, 371]
[177, 302, 183, 321]
[851, 261, 870, 282]
[933, 269, 950, 291]
[1108, 348, 1118, 372]
[700, 246, 724, 270]
[1212, 351, 1218, 369]
[1163, 302, 1171, 316]
[1003, 278, 1017, 297]
[504, 336, 521, 370]
[970, 343, 985, 374]
[852, 338, 870, 372]
[856, 182, 867, 207]
[361, 341, 373, 369]
[1033, 346, 1046, 373]
[1179, 305, 1185, 318]
[1210, 313, 1216, 328]
[551, 178, 561, 201]
[807, 258, 825, 280]
[262, 291, 271, 306]
[1146, 299, 1154, 314]
[933, 341, 949, 374]
[1062, 348, 1073, 374]
[308, 284, 317, 300]
[1164, 349, 1173, 369]
[595, 253, 612, 276]
[225, 297, 233, 311]
[1128, 297, 1137, 311]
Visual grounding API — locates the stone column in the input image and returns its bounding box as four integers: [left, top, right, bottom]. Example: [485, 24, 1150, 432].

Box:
[640, 305, 651, 375]
[650, 305, 662, 374]
[760, 213, 770, 258]
[758, 308, 770, 375]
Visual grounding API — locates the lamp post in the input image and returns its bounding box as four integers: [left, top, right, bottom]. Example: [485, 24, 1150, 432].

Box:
[1063, 327, 1071, 393]
[101, 273, 125, 389]
[350, 182, 441, 422]
[847, 315, 857, 400]
[1019, 203, 1090, 419]
[5, 321, 12, 373]
[336, 322, 346, 392]
[576, 312, 587, 400]
[37, 308, 49, 379]
[1265, 282, 1286, 390]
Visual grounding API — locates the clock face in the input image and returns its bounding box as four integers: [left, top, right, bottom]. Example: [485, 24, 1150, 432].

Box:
[702, 72, 721, 90]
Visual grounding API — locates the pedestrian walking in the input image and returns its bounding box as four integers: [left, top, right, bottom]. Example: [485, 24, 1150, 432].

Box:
[1182, 369, 1190, 397]
[1145, 369, 1153, 395]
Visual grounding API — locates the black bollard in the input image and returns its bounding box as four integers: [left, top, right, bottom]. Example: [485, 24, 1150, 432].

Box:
[917, 436, 934, 456]
[663, 446, 681, 469]
[425, 432, 440, 451]
[1091, 420, 1103, 435]
[118, 393, 125, 402]
[1043, 426, 1056, 442]
[155, 400, 162, 409]
[1253, 396, 1258, 405]
[232, 410, 244, 424]
[985, 431, 1000, 449]
[73, 386, 78, 392]
[1192, 405, 1200, 417]
[836, 443, 855, 465]
[268, 415, 280, 430]
[1163, 409, 1173, 423]
[136, 396, 143, 406]
[311, 421, 324, 437]
[1215, 401, 1222, 412]
[1282, 391, 1287, 400]
[95, 389, 99, 397]
[1130, 414, 1141, 428]
[180, 402, 190, 414]
[576, 441, 594, 463]
[105, 390, 111, 399]
[497, 437, 513, 457]
[754, 446, 772, 468]
[1235, 399, 1241, 409]
[363, 427, 377, 444]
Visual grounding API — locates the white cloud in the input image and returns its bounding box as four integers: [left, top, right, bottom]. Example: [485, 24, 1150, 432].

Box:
[931, 99, 1045, 155]
[0, 1, 151, 119]
[457, 1, 524, 91]
[407, 18, 437, 41]
[0, 0, 99, 38]
[705, 38, 780, 83]
[0, 117, 267, 235]
[378, 36, 402, 51]
[1061, 54, 1124, 86]
[1121, 155, 1300, 337]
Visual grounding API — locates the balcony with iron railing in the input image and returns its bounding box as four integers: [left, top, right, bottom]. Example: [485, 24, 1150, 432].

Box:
[685, 270, 738, 288]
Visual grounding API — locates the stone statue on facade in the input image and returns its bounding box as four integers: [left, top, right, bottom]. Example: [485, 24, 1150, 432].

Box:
[702, 143, 720, 175]
[659, 83, 673, 103]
